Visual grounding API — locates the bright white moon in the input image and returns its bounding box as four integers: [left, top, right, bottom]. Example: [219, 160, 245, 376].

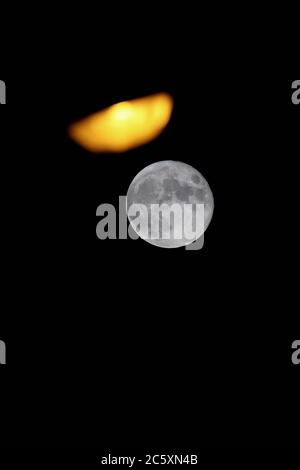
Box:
[126, 161, 214, 248]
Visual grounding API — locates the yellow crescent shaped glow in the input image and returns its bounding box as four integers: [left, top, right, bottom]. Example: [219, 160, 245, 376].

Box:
[68, 92, 174, 153]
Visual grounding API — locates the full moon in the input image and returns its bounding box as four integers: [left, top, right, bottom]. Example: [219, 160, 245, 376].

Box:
[126, 161, 214, 248]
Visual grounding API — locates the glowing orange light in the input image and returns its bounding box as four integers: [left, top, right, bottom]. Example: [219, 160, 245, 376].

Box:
[68, 93, 174, 153]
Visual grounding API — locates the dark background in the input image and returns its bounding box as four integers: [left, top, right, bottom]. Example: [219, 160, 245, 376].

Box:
[0, 11, 299, 451]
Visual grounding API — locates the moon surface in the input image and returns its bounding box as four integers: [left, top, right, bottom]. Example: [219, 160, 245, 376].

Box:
[126, 161, 214, 248]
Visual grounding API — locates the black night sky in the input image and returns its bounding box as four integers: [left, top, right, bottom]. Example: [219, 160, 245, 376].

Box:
[0, 13, 299, 453]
